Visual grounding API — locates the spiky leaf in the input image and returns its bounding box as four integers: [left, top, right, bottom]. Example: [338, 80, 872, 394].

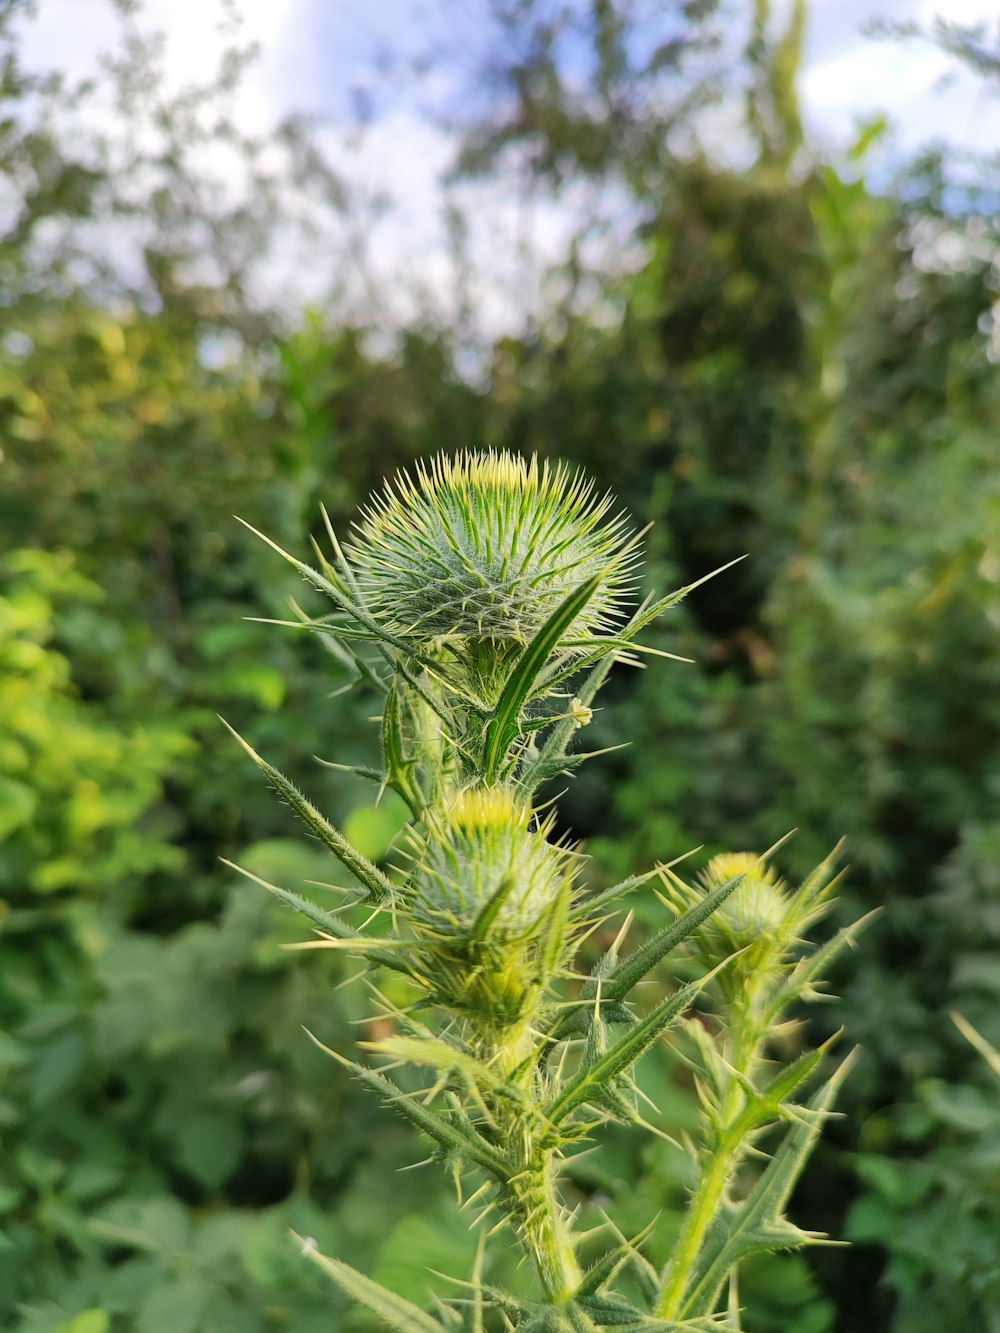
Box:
[364, 1034, 525, 1104]
[603, 872, 747, 1003]
[296, 1241, 443, 1333]
[220, 718, 394, 901]
[545, 977, 708, 1128]
[383, 677, 425, 815]
[311, 1043, 509, 1181]
[221, 859, 413, 976]
[680, 1053, 858, 1318]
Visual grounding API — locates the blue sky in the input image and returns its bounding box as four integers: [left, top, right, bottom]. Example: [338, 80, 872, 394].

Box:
[276, 0, 1000, 153]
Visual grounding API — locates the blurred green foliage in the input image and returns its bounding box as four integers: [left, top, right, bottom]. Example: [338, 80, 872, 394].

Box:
[1, 1, 998, 1328]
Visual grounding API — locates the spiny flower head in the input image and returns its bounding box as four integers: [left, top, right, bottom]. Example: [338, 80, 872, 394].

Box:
[403, 786, 573, 941]
[697, 853, 788, 951]
[665, 852, 790, 984]
[347, 450, 636, 648]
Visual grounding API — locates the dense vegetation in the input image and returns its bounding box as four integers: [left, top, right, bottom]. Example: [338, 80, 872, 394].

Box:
[1, 2, 998, 1329]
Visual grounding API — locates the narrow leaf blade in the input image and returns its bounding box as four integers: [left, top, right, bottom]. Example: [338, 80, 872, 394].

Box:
[520, 651, 618, 790]
[605, 871, 747, 1002]
[220, 718, 394, 902]
[306, 1036, 509, 1181]
[545, 976, 709, 1127]
[482, 573, 603, 782]
[383, 677, 425, 816]
[295, 1239, 443, 1333]
[220, 859, 412, 975]
[363, 1034, 525, 1103]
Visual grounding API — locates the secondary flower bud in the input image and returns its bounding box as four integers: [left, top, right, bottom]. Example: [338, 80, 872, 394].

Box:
[697, 852, 788, 951]
[665, 852, 790, 983]
[405, 787, 572, 940]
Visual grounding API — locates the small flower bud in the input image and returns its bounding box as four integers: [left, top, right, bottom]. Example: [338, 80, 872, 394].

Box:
[698, 853, 788, 951]
[665, 852, 790, 982]
[405, 787, 571, 940]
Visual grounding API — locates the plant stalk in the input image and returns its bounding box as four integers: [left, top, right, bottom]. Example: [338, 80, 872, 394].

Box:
[656, 1130, 736, 1317]
[656, 995, 759, 1318]
[512, 1152, 583, 1301]
[491, 1018, 583, 1301]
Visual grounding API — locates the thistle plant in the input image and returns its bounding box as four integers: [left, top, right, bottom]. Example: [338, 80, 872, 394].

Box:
[225, 450, 867, 1332]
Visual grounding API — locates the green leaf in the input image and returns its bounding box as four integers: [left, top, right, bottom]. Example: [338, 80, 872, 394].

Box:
[296, 1239, 444, 1333]
[383, 677, 425, 815]
[518, 648, 617, 790]
[470, 872, 522, 943]
[306, 1036, 509, 1181]
[681, 1052, 858, 1318]
[604, 871, 747, 1003]
[219, 718, 395, 901]
[316, 759, 385, 785]
[363, 1033, 524, 1103]
[779, 843, 844, 926]
[590, 1322, 723, 1332]
[545, 976, 709, 1128]
[300, 607, 387, 691]
[460, 1228, 487, 1333]
[221, 859, 414, 976]
[576, 1248, 629, 1300]
[576, 1290, 646, 1322]
[539, 874, 572, 979]
[764, 912, 877, 1024]
[482, 572, 604, 782]
[747, 1042, 832, 1125]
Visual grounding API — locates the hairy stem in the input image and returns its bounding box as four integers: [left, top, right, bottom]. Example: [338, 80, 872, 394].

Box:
[656, 1132, 736, 1317]
[511, 1151, 583, 1301]
[656, 994, 760, 1318]
[488, 1019, 582, 1301]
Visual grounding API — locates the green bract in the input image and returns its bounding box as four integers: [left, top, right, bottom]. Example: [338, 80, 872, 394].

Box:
[229, 449, 865, 1332]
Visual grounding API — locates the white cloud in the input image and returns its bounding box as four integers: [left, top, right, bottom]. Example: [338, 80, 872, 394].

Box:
[22, 0, 300, 128]
[800, 0, 1000, 154]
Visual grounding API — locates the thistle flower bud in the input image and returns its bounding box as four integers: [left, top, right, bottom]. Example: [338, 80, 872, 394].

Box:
[347, 451, 635, 650]
[666, 852, 789, 982]
[405, 787, 572, 941]
[697, 853, 788, 950]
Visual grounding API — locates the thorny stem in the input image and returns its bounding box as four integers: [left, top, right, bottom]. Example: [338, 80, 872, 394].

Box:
[490, 1019, 583, 1301]
[511, 1152, 583, 1301]
[240, 454, 858, 1329]
[656, 991, 760, 1318]
[656, 1134, 735, 1318]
